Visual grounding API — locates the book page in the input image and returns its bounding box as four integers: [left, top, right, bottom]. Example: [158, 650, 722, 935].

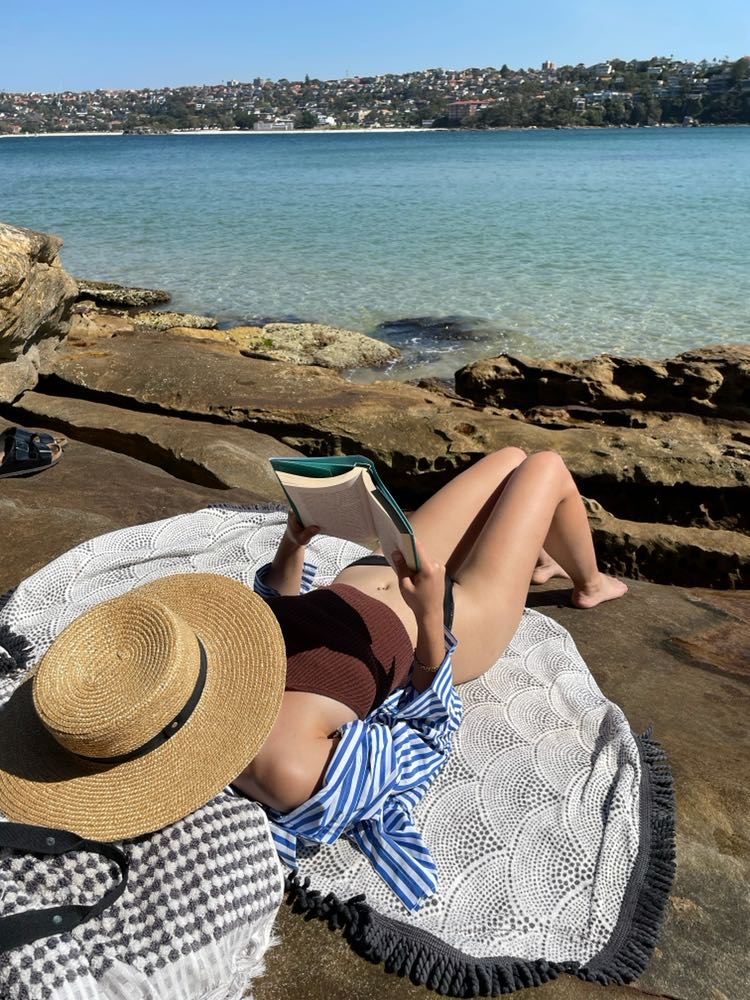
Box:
[278, 468, 378, 546]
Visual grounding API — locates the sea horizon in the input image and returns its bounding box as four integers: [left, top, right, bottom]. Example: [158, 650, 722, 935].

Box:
[2, 127, 748, 380]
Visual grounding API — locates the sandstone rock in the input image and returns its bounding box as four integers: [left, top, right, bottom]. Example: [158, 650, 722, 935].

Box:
[167, 322, 400, 371]
[0, 350, 37, 403]
[583, 497, 750, 588]
[74, 278, 171, 309]
[67, 308, 136, 342]
[131, 310, 218, 331]
[0, 417, 267, 594]
[167, 325, 264, 349]
[45, 330, 749, 513]
[456, 344, 750, 422]
[0, 222, 76, 359]
[41, 330, 749, 586]
[8, 391, 300, 498]
[0, 221, 77, 402]
[238, 322, 400, 370]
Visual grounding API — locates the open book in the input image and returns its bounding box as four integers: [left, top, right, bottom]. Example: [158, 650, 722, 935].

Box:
[270, 455, 420, 571]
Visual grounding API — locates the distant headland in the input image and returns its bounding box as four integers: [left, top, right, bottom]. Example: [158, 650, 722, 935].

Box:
[1, 55, 748, 134]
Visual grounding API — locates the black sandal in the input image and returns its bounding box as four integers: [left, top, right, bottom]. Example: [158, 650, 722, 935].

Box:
[0, 427, 64, 478]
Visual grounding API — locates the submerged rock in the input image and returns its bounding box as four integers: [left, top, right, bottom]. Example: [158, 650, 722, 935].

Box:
[374, 315, 492, 343]
[74, 278, 171, 309]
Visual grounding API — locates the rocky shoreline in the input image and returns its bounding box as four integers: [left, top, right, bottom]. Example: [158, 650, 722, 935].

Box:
[2, 220, 749, 1000]
[2, 220, 748, 590]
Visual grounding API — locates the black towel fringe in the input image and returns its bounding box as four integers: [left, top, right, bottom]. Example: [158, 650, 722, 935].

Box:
[284, 729, 676, 997]
[0, 587, 32, 677]
[285, 871, 565, 996]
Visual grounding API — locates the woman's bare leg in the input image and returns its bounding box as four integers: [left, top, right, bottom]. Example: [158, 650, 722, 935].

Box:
[335, 447, 569, 615]
[407, 449, 568, 580]
[530, 551, 570, 585]
[408, 447, 528, 572]
[450, 452, 627, 683]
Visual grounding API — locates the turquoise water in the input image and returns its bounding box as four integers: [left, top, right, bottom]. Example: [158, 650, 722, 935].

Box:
[1, 128, 749, 378]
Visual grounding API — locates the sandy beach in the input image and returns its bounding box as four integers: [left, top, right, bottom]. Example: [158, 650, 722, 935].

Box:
[0, 126, 441, 138]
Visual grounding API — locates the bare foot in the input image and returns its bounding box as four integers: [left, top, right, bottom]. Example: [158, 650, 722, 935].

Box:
[531, 553, 571, 585]
[571, 573, 629, 609]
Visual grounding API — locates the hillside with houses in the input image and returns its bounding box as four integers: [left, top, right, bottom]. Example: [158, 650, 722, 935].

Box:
[1, 55, 748, 133]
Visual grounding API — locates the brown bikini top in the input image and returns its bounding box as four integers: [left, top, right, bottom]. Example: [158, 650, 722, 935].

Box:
[263, 583, 414, 719]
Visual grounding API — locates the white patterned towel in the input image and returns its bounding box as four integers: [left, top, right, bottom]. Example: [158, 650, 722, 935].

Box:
[0, 505, 675, 998]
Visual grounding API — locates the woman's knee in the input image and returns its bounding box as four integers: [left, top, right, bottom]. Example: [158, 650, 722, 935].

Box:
[524, 450, 571, 485]
[482, 446, 527, 472]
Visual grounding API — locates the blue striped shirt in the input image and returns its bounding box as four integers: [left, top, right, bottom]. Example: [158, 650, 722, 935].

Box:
[251, 561, 463, 911]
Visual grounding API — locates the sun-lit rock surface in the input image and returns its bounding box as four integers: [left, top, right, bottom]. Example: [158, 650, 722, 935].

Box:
[35, 327, 750, 587]
[0, 222, 77, 402]
[456, 345, 750, 422]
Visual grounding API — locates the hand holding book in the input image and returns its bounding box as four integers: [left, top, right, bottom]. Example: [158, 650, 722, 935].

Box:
[284, 511, 320, 548]
[391, 541, 445, 625]
[392, 539, 449, 683]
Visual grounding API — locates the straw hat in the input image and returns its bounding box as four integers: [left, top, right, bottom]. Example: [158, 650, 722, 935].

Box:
[0, 573, 286, 840]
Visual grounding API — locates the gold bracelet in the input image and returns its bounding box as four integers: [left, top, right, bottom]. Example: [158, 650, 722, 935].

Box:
[413, 653, 442, 674]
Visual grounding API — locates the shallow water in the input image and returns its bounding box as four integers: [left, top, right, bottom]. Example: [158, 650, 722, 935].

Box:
[1, 128, 748, 379]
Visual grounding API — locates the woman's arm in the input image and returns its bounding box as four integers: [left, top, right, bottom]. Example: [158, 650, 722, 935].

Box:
[392, 540, 450, 692]
[263, 512, 320, 596]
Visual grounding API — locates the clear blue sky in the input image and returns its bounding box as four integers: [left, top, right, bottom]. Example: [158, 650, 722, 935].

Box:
[2, 0, 748, 92]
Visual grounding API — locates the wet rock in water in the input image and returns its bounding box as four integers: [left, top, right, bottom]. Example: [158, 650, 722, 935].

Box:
[74, 278, 172, 309]
[241, 314, 308, 327]
[0, 221, 77, 402]
[375, 315, 492, 343]
[237, 322, 400, 370]
[455, 344, 750, 422]
[131, 310, 218, 331]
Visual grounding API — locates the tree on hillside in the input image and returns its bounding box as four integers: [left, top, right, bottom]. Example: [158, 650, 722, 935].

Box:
[602, 97, 628, 125]
[630, 91, 661, 125]
[294, 110, 318, 129]
[233, 110, 258, 129]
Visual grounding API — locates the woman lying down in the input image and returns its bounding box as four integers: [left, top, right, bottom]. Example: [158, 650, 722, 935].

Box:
[0, 447, 626, 911]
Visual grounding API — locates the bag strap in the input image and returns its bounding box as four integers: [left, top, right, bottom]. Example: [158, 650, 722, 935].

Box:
[0, 822, 129, 953]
